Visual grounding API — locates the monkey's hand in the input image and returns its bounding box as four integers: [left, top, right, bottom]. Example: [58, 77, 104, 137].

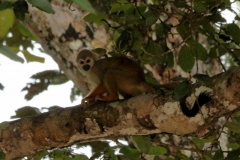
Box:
[81, 97, 94, 105]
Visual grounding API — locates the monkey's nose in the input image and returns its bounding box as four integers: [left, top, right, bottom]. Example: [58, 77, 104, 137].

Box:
[83, 65, 90, 71]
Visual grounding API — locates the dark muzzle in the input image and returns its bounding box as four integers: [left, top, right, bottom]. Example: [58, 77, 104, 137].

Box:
[83, 65, 90, 71]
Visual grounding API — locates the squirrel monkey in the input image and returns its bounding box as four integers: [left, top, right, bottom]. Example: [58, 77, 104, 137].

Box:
[76, 49, 153, 105]
[76, 49, 211, 117]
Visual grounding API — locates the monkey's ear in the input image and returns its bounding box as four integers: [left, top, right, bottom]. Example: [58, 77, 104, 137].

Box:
[92, 48, 107, 59]
[92, 52, 100, 61]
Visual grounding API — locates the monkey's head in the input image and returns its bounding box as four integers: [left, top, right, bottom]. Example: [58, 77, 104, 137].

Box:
[76, 49, 99, 75]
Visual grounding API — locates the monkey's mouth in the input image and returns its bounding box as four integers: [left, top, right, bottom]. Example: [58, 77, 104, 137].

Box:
[83, 65, 90, 71]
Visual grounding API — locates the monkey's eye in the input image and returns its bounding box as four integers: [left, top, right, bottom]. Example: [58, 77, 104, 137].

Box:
[80, 61, 84, 64]
[86, 59, 91, 63]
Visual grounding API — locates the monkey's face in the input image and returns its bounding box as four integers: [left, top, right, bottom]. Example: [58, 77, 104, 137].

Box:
[77, 57, 95, 73]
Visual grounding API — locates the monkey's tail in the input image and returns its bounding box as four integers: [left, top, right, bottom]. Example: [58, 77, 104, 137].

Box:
[180, 91, 212, 117]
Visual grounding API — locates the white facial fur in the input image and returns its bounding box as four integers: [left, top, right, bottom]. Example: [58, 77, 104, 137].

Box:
[77, 56, 95, 75]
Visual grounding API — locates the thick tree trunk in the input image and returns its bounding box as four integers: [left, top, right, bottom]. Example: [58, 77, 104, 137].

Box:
[0, 67, 240, 159]
[25, 0, 110, 95]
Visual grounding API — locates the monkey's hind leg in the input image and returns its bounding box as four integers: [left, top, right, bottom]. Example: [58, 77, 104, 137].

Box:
[96, 84, 119, 102]
[96, 70, 119, 102]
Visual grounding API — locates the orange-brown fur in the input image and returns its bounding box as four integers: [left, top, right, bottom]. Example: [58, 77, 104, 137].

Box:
[76, 49, 153, 104]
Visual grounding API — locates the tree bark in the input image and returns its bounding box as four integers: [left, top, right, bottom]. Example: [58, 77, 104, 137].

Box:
[25, 0, 110, 95]
[0, 67, 240, 159]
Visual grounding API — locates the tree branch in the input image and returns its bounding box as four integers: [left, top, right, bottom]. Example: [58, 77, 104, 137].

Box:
[1, 67, 240, 159]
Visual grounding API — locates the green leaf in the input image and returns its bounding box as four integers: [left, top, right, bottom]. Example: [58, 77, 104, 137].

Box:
[192, 138, 205, 149]
[213, 150, 224, 160]
[92, 48, 107, 55]
[132, 40, 142, 51]
[147, 146, 167, 155]
[83, 13, 107, 25]
[145, 41, 163, 55]
[0, 9, 14, 38]
[22, 50, 45, 63]
[151, 0, 160, 5]
[73, 0, 96, 14]
[17, 23, 37, 40]
[11, 106, 41, 119]
[176, 23, 189, 39]
[13, 0, 28, 21]
[178, 45, 195, 72]
[209, 45, 226, 58]
[192, 136, 215, 150]
[22, 82, 49, 100]
[111, 3, 133, 13]
[194, 42, 208, 61]
[208, 13, 226, 23]
[193, 1, 207, 13]
[176, 152, 189, 160]
[104, 147, 114, 157]
[167, 52, 174, 67]
[193, 74, 211, 84]
[116, 29, 131, 49]
[74, 155, 89, 160]
[156, 23, 165, 38]
[0, 1, 12, 11]
[225, 122, 240, 133]
[119, 146, 141, 158]
[203, 154, 212, 160]
[224, 0, 231, 5]
[228, 143, 240, 150]
[144, 9, 158, 25]
[0, 44, 24, 63]
[125, 15, 142, 24]
[0, 152, 6, 159]
[33, 151, 49, 160]
[209, 47, 217, 58]
[132, 136, 151, 153]
[27, 0, 55, 14]
[225, 149, 240, 160]
[217, 45, 226, 57]
[201, 19, 215, 36]
[174, 81, 190, 99]
[136, 4, 147, 16]
[226, 23, 240, 44]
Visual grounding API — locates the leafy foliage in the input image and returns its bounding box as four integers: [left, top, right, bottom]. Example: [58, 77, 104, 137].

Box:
[83, 0, 240, 71]
[0, 43, 24, 63]
[0, 2, 44, 63]
[70, 0, 240, 159]
[0, 9, 14, 38]
[27, 0, 55, 14]
[11, 106, 41, 119]
[22, 70, 69, 100]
